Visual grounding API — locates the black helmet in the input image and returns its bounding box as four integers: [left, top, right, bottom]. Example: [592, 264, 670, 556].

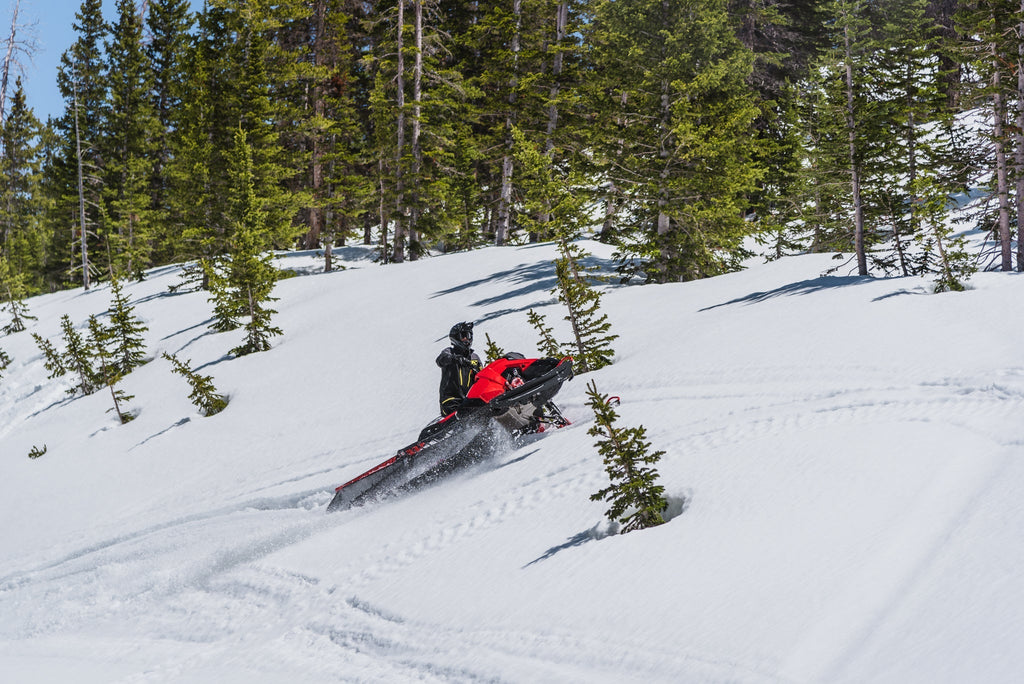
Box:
[449, 321, 474, 353]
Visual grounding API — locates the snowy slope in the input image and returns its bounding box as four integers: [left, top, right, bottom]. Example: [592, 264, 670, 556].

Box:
[2, 241, 1023, 683]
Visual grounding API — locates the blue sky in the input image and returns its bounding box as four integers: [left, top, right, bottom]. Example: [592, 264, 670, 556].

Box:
[10, 0, 199, 123]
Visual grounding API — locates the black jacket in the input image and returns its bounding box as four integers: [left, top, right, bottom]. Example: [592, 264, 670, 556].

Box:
[436, 346, 482, 415]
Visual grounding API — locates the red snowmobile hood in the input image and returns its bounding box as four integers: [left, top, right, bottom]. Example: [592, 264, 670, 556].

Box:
[466, 356, 569, 403]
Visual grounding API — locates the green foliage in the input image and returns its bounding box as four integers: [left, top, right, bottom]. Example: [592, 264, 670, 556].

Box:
[28, 444, 47, 459]
[7, 0, 1020, 292]
[162, 351, 228, 417]
[32, 332, 66, 379]
[104, 277, 149, 374]
[0, 346, 10, 378]
[527, 308, 561, 358]
[911, 171, 976, 293]
[88, 314, 135, 423]
[552, 239, 617, 374]
[587, 380, 668, 533]
[0, 81, 48, 292]
[483, 333, 506, 364]
[0, 256, 37, 334]
[587, 0, 763, 283]
[59, 314, 98, 395]
[223, 128, 283, 357]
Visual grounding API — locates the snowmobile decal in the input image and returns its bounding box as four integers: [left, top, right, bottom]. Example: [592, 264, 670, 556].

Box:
[327, 356, 573, 513]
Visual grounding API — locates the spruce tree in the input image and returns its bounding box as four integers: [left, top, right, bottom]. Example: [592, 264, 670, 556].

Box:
[0, 80, 46, 291]
[587, 380, 668, 533]
[31, 332, 66, 379]
[59, 313, 98, 395]
[105, 276, 148, 374]
[55, 0, 109, 289]
[146, 0, 195, 265]
[527, 308, 561, 358]
[912, 170, 976, 292]
[483, 332, 506, 363]
[587, 0, 762, 282]
[162, 351, 228, 416]
[552, 238, 617, 373]
[1, 254, 36, 333]
[104, 0, 159, 278]
[224, 128, 282, 356]
[88, 314, 134, 423]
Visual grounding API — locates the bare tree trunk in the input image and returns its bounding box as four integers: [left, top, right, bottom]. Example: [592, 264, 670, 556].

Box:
[1016, 3, 1024, 271]
[545, 1, 567, 155]
[993, 52, 1013, 271]
[310, 0, 326, 259]
[392, 0, 407, 263]
[495, 0, 522, 246]
[844, 21, 867, 276]
[73, 76, 90, 291]
[0, 0, 26, 127]
[379, 159, 390, 261]
[408, 0, 423, 260]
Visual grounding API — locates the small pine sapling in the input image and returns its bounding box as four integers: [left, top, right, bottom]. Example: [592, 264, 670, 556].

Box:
[483, 332, 506, 363]
[911, 171, 976, 293]
[88, 315, 135, 423]
[553, 238, 617, 373]
[205, 258, 241, 332]
[225, 128, 283, 356]
[0, 346, 10, 379]
[527, 308, 562, 358]
[586, 380, 668, 533]
[28, 444, 47, 459]
[106, 277, 149, 374]
[163, 352, 228, 416]
[0, 256, 37, 334]
[32, 332, 66, 379]
[59, 314, 98, 395]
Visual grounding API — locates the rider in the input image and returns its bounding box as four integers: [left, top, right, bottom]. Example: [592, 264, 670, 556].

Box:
[436, 321, 482, 416]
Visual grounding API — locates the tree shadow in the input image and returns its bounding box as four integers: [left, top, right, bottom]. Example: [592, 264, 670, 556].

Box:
[523, 528, 601, 568]
[699, 275, 871, 311]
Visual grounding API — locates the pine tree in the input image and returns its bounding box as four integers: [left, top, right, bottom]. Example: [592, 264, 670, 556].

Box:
[0, 254, 36, 333]
[225, 127, 282, 356]
[0, 80, 46, 291]
[59, 313, 98, 395]
[483, 332, 506, 363]
[587, 0, 763, 283]
[55, 0, 109, 290]
[87, 314, 134, 423]
[28, 444, 46, 459]
[105, 276, 148, 374]
[204, 258, 241, 332]
[103, 0, 159, 278]
[162, 351, 228, 416]
[912, 169, 976, 292]
[587, 380, 668, 533]
[552, 238, 617, 373]
[163, 8, 223, 271]
[146, 0, 194, 264]
[0, 345, 10, 378]
[31, 332, 66, 379]
[956, 0, 1019, 272]
[527, 308, 561, 358]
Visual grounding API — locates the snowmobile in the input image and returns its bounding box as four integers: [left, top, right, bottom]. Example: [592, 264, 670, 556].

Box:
[326, 355, 574, 513]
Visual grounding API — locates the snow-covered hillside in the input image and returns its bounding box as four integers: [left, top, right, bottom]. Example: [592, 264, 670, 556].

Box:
[2, 241, 1023, 683]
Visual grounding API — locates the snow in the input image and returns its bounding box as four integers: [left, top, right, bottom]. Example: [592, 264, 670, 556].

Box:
[2, 240, 1024, 683]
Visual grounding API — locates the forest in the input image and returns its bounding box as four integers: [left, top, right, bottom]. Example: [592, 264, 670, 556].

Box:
[0, 0, 1022, 298]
